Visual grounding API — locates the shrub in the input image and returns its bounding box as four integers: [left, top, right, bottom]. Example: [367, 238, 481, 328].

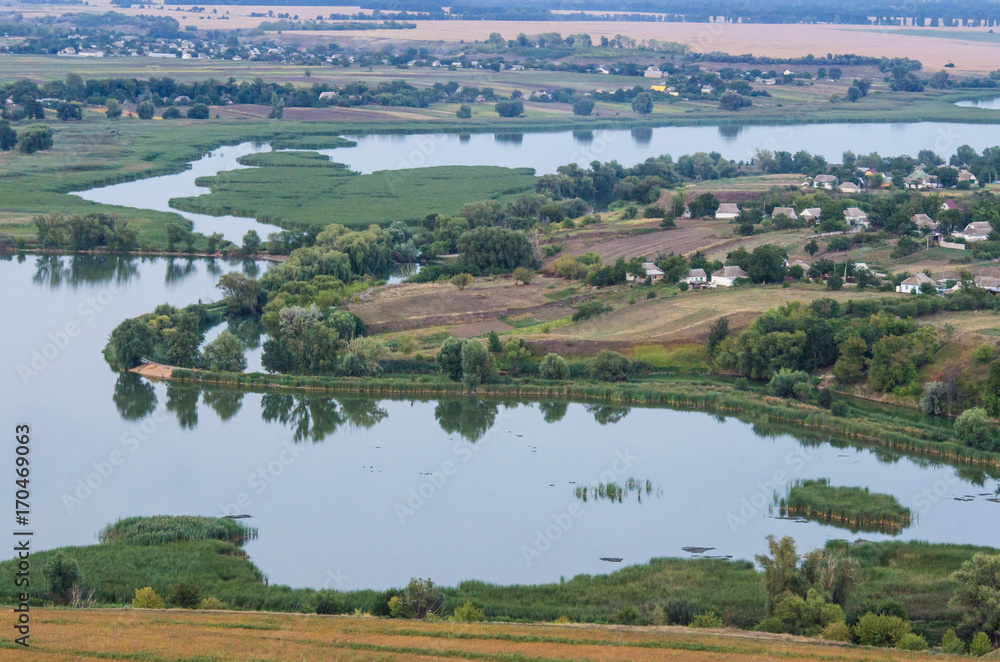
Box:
[970, 632, 993, 656]
[919, 381, 948, 415]
[456, 104, 472, 119]
[199, 597, 226, 610]
[663, 598, 700, 625]
[315, 591, 341, 615]
[572, 97, 595, 116]
[43, 553, 81, 605]
[17, 125, 53, 154]
[136, 100, 155, 120]
[650, 605, 666, 626]
[168, 582, 202, 609]
[955, 407, 995, 450]
[830, 401, 849, 416]
[644, 206, 666, 218]
[689, 610, 723, 629]
[896, 633, 927, 651]
[132, 587, 165, 609]
[852, 612, 911, 647]
[452, 601, 485, 622]
[513, 267, 535, 285]
[820, 621, 851, 641]
[572, 301, 611, 322]
[588, 350, 631, 382]
[826, 274, 844, 290]
[487, 331, 502, 353]
[678, 281, 689, 291]
[767, 369, 810, 399]
[973, 344, 995, 363]
[539, 353, 570, 380]
[451, 273, 474, 290]
[187, 103, 210, 119]
[817, 388, 833, 409]
[554, 615, 571, 624]
[614, 605, 640, 625]
[942, 629, 966, 654]
[162, 107, 181, 119]
[495, 100, 524, 117]
[391, 578, 442, 619]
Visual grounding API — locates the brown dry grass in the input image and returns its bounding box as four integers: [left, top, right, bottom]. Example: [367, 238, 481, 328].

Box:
[15, 608, 967, 661]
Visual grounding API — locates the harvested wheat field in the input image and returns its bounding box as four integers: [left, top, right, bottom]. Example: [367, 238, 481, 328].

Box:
[13, 609, 966, 661]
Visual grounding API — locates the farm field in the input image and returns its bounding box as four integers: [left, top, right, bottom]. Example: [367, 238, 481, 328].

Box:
[8, 609, 969, 661]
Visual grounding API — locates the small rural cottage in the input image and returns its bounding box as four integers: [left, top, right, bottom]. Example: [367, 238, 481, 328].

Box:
[896, 272, 939, 294]
[813, 174, 838, 189]
[715, 203, 741, 220]
[961, 221, 993, 242]
[844, 207, 869, 226]
[710, 266, 749, 287]
[626, 262, 665, 283]
[770, 207, 798, 220]
[685, 268, 708, 287]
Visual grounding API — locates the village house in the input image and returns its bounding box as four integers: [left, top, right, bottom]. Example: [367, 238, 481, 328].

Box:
[896, 272, 939, 294]
[626, 262, 664, 283]
[903, 169, 939, 189]
[941, 199, 962, 211]
[800, 207, 822, 223]
[961, 221, 993, 242]
[710, 265, 749, 287]
[685, 268, 708, 287]
[650, 84, 667, 92]
[843, 207, 869, 226]
[643, 66, 663, 78]
[838, 182, 861, 194]
[770, 206, 798, 220]
[715, 203, 741, 220]
[958, 169, 977, 184]
[975, 275, 1000, 293]
[912, 213, 940, 234]
[813, 174, 838, 189]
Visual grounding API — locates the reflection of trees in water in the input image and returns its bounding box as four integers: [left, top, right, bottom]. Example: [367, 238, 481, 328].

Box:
[241, 260, 260, 279]
[434, 398, 499, 442]
[202, 388, 244, 421]
[718, 125, 744, 141]
[538, 401, 568, 423]
[33, 255, 138, 288]
[494, 133, 523, 145]
[205, 258, 222, 276]
[166, 383, 199, 429]
[572, 130, 594, 143]
[585, 404, 631, 425]
[630, 127, 652, 144]
[338, 398, 388, 429]
[227, 316, 265, 350]
[113, 373, 158, 420]
[261, 393, 346, 442]
[164, 258, 198, 285]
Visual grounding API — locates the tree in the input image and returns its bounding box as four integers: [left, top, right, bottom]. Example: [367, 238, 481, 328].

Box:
[436, 337, 465, 381]
[767, 369, 810, 399]
[460, 339, 498, 387]
[631, 92, 653, 115]
[826, 274, 843, 290]
[56, 101, 83, 121]
[162, 107, 182, 119]
[17, 126, 53, 154]
[136, 101, 155, 120]
[757, 535, 803, 606]
[451, 273, 474, 289]
[187, 103, 210, 119]
[165, 223, 187, 252]
[588, 350, 631, 382]
[0, 120, 16, 151]
[955, 408, 995, 450]
[268, 93, 284, 119]
[984, 360, 1000, 416]
[833, 334, 868, 384]
[389, 578, 442, 619]
[949, 553, 1000, 645]
[513, 267, 534, 285]
[43, 553, 81, 605]
[502, 338, 529, 375]
[458, 226, 535, 274]
[805, 239, 819, 256]
[708, 317, 730, 354]
[869, 335, 915, 392]
[719, 91, 752, 111]
[495, 100, 524, 117]
[746, 244, 787, 284]
[217, 272, 262, 315]
[168, 582, 202, 609]
[203, 329, 247, 372]
[572, 97, 595, 116]
[105, 99, 123, 120]
[242, 229, 261, 256]
[105, 318, 156, 370]
[920, 381, 949, 415]
[539, 353, 570, 380]
[456, 104, 472, 119]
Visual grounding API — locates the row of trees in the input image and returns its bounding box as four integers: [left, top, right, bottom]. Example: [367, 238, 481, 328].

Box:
[0, 121, 52, 154]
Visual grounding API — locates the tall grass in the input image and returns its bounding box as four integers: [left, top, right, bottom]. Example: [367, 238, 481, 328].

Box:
[777, 479, 912, 534]
[98, 515, 257, 546]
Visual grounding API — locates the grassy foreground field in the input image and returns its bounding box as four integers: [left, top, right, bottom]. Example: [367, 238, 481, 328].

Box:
[7, 609, 969, 662]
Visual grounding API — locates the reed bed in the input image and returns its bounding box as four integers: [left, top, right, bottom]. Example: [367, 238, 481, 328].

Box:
[574, 478, 658, 503]
[777, 479, 912, 534]
[98, 515, 258, 546]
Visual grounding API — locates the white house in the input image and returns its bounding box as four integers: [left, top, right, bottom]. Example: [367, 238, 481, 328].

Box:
[958, 169, 977, 184]
[844, 207, 869, 226]
[710, 265, 749, 287]
[626, 262, 664, 283]
[961, 221, 993, 242]
[715, 203, 741, 220]
[685, 268, 708, 287]
[896, 272, 939, 294]
[770, 206, 798, 220]
[813, 174, 838, 189]
[643, 66, 663, 78]
[800, 207, 822, 223]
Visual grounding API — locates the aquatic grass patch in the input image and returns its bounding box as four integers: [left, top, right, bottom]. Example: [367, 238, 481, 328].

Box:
[776, 479, 912, 534]
[98, 515, 257, 546]
[574, 478, 660, 503]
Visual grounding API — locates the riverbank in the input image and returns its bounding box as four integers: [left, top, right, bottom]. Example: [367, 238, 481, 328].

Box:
[134, 362, 1000, 473]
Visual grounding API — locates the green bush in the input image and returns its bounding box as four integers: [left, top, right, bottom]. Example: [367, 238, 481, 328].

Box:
[587, 350, 631, 382]
[168, 581, 202, 609]
[689, 609, 723, 629]
[820, 621, 851, 641]
[199, 597, 226, 610]
[970, 631, 993, 656]
[132, 586, 165, 609]
[817, 388, 833, 409]
[973, 344, 995, 364]
[767, 369, 810, 399]
[539, 353, 570, 380]
[955, 407, 996, 450]
[42, 553, 81, 605]
[572, 302, 611, 322]
[614, 605, 640, 625]
[830, 401, 849, 416]
[896, 633, 927, 650]
[852, 612, 911, 647]
[452, 600, 485, 622]
[942, 629, 966, 654]
[315, 590, 341, 615]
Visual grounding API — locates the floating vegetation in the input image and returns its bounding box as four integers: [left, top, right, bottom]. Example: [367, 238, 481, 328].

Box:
[574, 478, 661, 503]
[775, 479, 912, 535]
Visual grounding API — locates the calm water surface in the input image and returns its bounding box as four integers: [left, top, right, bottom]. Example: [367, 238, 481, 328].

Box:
[2, 255, 998, 590]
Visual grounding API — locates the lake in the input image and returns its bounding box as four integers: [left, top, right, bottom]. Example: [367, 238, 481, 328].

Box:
[955, 98, 1000, 110]
[3, 254, 998, 590]
[73, 121, 1000, 244]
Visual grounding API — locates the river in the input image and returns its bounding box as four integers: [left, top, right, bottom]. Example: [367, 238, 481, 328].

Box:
[72, 121, 1000, 245]
[2, 254, 998, 590]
